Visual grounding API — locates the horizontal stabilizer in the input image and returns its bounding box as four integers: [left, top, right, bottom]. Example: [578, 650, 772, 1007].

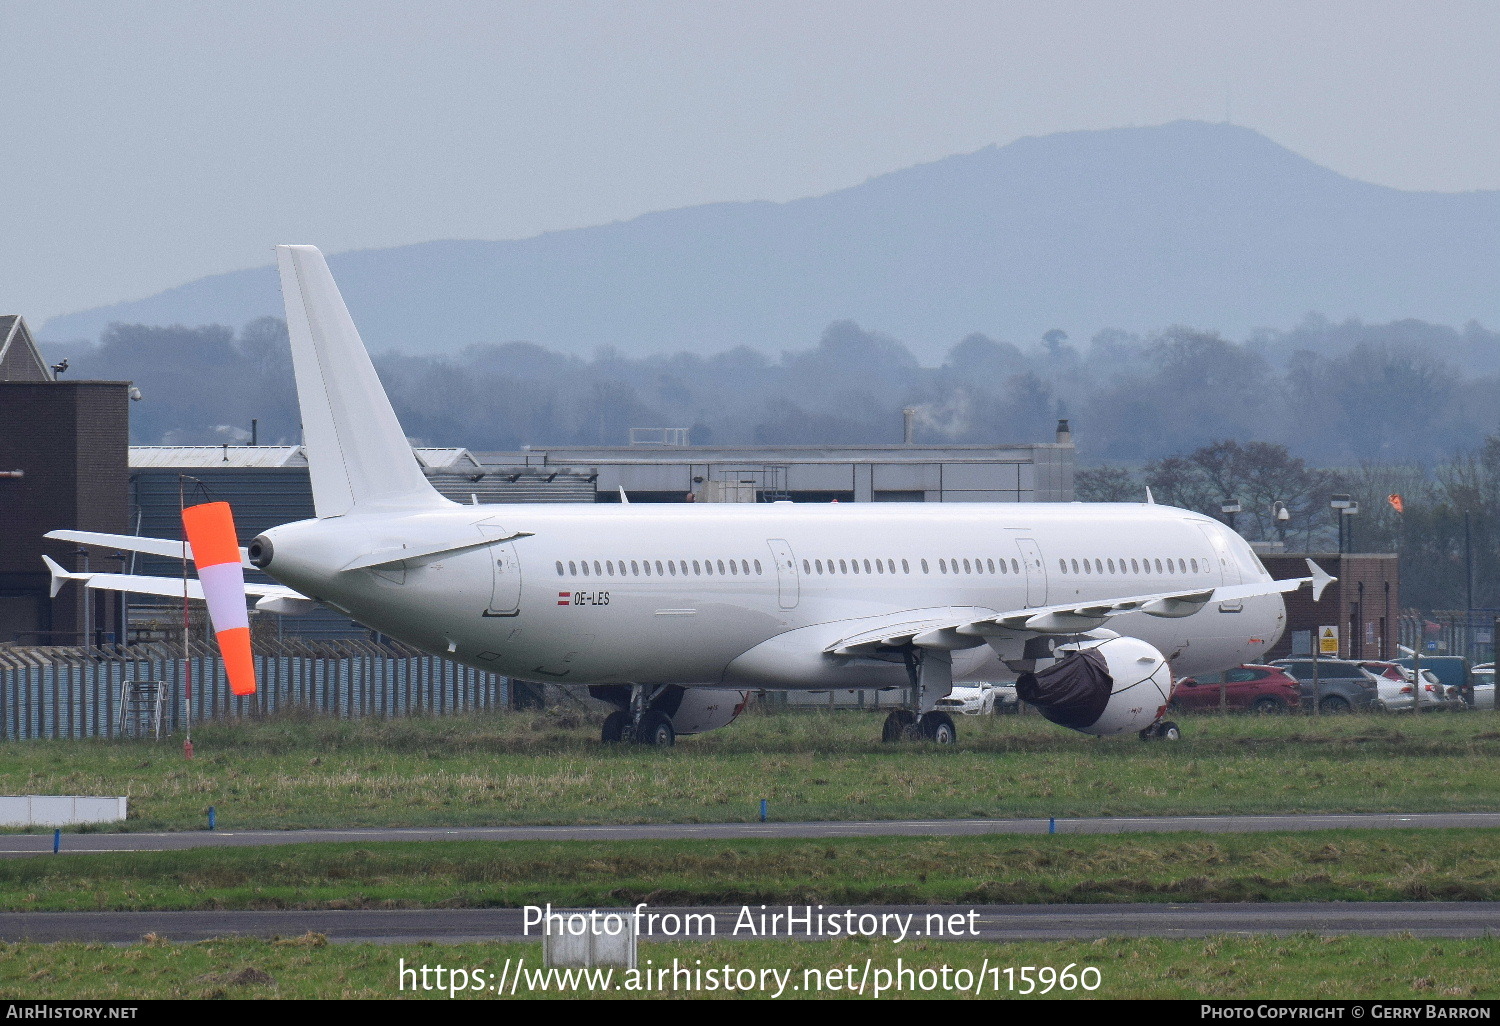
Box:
[46, 529, 250, 568]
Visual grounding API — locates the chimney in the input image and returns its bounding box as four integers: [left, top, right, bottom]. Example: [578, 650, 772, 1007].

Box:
[902, 408, 917, 445]
[1056, 419, 1071, 444]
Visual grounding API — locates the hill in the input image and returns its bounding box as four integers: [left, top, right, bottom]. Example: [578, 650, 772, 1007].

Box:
[39, 121, 1500, 359]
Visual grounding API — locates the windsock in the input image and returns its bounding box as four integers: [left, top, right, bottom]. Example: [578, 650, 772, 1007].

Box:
[182, 501, 256, 696]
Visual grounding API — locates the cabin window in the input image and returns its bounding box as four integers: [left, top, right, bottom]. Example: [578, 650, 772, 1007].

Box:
[729, 560, 738, 575]
[986, 558, 995, 572]
[652, 560, 662, 575]
[1071, 558, 1080, 573]
[1058, 559, 1067, 573]
[1011, 558, 1020, 574]
[938, 558, 947, 573]
[556, 561, 564, 576]
[958, 558, 967, 574]
[753, 559, 763, 574]
[851, 559, 861, 574]
[1155, 558, 1163, 573]
[630, 560, 639, 575]
[581, 561, 591, 577]
[717, 560, 726, 574]
[920, 559, 929, 573]
[875, 560, 884, 574]
[801, 559, 810, 573]
[692, 560, 701, 575]
[1130, 558, 1139, 573]
[1106, 559, 1115, 574]
[901, 559, 910, 573]
[861, 558, 871, 573]
[1178, 558, 1187, 573]
[997, 559, 1007, 574]
[1189, 558, 1199, 572]
[604, 560, 613, 576]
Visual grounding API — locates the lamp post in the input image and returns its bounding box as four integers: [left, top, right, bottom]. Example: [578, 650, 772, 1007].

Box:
[1221, 500, 1242, 533]
[1330, 494, 1353, 554]
[1272, 502, 1290, 546]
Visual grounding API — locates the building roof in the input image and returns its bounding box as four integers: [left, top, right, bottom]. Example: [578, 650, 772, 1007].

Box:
[130, 446, 308, 468]
[130, 445, 481, 470]
[0, 316, 51, 382]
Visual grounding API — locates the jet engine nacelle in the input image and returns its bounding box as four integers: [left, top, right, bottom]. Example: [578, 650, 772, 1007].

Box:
[1015, 636, 1173, 737]
[590, 685, 750, 736]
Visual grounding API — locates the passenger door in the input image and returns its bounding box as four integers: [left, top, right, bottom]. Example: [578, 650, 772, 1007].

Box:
[1015, 538, 1047, 607]
[766, 538, 799, 610]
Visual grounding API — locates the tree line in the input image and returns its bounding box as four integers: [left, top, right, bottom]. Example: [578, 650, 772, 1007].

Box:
[1078, 440, 1500, 612]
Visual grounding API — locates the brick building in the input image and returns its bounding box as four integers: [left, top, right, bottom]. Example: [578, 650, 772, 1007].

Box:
[0, 318, 130, 644]
[1259, 552, 1400, 661]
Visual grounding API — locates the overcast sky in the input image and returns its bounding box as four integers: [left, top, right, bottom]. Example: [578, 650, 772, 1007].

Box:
[3, 0, 1498, 324]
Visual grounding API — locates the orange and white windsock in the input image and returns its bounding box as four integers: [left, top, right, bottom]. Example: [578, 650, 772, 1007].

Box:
[182, 501, 257, 696]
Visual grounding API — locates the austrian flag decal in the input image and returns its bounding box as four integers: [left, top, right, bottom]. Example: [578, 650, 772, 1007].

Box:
[557, 592, 571, 606]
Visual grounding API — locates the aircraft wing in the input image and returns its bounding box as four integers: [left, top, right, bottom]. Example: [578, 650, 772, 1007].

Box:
[41, 556, 317, 615]
[824, 559, 1334, 656]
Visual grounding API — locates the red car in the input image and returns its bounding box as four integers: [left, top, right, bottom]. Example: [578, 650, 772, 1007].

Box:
[1170, 664, 1303, 714]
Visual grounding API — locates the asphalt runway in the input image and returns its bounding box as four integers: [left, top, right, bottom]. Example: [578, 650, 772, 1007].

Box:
[2, 903, 1497, 944]
[1, 811, 1497, 856]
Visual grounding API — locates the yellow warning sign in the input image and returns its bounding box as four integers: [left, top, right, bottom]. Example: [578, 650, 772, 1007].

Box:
[1318, 626, 1339, 655]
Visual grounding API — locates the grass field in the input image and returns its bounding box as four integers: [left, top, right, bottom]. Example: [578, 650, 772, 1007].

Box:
[3, 709, 1500, 832]
[2, 934, 1496, 1000]
[2, 829, 1498, 911]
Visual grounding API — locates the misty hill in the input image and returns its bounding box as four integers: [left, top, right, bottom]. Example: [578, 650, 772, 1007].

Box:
[40, 121, 1500, 359]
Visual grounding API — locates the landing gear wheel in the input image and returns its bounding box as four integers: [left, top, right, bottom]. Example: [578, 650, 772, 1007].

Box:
[1139, 720, 1182, 741]
[919, 712, 957, 745]
[636, 709, 676, 747]
[881, 709, 916, 743]
[601, 710, 630, 743]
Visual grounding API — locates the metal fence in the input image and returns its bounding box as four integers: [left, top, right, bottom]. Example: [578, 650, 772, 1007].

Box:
[0, 639, 509, 740]
[1399, 611, 1500, 665]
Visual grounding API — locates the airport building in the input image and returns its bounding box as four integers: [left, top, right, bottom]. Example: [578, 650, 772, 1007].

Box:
[1259, 552, 1401, 661]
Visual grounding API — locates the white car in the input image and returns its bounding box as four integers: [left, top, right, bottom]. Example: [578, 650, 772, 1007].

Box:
[934, 682, 1018, 716]
[1472, 667, 1494, 710]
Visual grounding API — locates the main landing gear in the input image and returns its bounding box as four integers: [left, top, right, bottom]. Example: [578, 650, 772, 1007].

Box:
[880, 646, 958, 745]
[599, 685, 676, 747]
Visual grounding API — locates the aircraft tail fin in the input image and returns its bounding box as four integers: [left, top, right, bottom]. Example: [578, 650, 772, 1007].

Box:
[276, 245, 451, 518]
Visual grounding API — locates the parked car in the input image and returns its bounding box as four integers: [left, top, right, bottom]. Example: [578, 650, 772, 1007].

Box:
[934, 682, 1018, 716]
[1170, 664, 1301, 714]
[1472, 667, 1495, 710]
[1270, 659, 1381, 713]
[1396, 656, 1470, 701]
[1359, 661, 1415, 712]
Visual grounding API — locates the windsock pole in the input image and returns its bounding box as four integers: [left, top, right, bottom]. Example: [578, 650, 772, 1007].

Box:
[180, 476, 193, 759]
[182, 501, 257, 701]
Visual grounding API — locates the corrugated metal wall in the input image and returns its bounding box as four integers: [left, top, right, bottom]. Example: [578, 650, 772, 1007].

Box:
[0, 640, 508, 740]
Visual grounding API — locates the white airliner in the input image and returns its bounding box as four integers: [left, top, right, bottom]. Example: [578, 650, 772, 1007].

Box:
[46, 246, 1333, 746]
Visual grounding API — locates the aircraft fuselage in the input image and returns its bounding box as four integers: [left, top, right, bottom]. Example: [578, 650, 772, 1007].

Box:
[253, 499, 1285, 690]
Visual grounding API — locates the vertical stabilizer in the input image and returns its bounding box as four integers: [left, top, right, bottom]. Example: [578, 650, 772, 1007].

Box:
[276, 245, 451, 517]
